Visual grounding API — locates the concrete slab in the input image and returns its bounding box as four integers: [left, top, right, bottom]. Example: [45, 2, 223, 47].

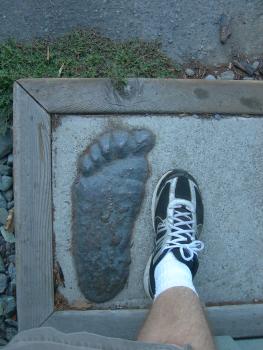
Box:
[53, 114, 263, 308]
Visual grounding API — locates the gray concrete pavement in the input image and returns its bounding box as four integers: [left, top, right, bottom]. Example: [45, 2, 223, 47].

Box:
[53, 114, 263, 309]
[1, 0, 263, 64]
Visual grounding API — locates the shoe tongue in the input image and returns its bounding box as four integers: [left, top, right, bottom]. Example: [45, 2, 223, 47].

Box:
[171, 207, 193, 261]
[171, 205, 192, 239]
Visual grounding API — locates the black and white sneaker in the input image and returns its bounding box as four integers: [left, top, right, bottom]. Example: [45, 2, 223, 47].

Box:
[144, 169, 205, 299]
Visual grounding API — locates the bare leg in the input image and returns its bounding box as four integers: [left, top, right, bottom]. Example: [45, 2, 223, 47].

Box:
[138, 287, 216, 350]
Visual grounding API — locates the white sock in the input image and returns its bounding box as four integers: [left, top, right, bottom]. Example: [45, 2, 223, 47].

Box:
[154, 251, 197, 299]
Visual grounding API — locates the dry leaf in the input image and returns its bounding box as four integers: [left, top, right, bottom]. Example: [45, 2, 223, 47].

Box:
[47, 46, 50, 62]
[54, 291, 70, 310]
[53, 260, 65, 288]
[5, 208, 14, 233]
[71, 299, 93, 310]
[58, 63, 64, 77]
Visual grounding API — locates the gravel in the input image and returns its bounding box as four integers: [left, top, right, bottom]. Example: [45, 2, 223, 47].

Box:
[0, 209, 8, 226]
[0, 274, 7, 293]
[7, 263, 15, 281]
[0, 131, 16, 343]
[0, 256, 5, 273]
[0, 296, 16, 318]
[0, 193, 6, 210]
[6, 280, 16, 297]
[0, 132, 12, 160]
[0, 165, 12, 176]
[5, 326, 17, 341]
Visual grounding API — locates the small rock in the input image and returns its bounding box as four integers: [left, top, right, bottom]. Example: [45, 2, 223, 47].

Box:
[233, 60, 255, 76]
[205, 74, 216, 80]
[7, 263, 16, 281]
[5, 242, 15, 256]
[0, 255, 5, 273]
[7, 154, 13, 166]
[0, 193, 6, 209]
[4, 190, 13, 203]
[0, 176, 12, 192]
[0, 131, 12, 160]
[252, 61, 259, 70]
[220, 70, 235, 80]
[185, 68, 195, 77]
[5, 326, 17, 341]
[0, 274, 7, 293]
[7, 201, 14, 210]
[0, 227, 15, 244]
[0, 296, 16, 317]
[219, 14, 232, 44]
[243, 76, 254, 80]
[0, 165, 12, 176]
[0, 237, 6, 257]
[7, 255, 15, 264]
[0, 208, 8, 226]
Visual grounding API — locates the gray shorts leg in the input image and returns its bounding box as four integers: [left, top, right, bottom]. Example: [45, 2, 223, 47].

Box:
[5, 327, 192, 350]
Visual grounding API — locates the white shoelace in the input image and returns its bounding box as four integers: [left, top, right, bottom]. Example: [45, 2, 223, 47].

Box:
[156, 204, 204, 261]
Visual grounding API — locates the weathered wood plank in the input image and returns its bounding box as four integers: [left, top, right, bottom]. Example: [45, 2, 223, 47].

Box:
[206, 304, 263, 338]
[43, 310, 146, 340]
[214, 336, 240, 350]
[13, 83, 53, 331]
[237, 338, 263, 350]
[18, 78, 263, 115]
[43, 304, 263, 339]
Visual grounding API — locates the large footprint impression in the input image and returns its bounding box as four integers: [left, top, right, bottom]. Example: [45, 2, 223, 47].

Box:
[72, 128, 155, 302]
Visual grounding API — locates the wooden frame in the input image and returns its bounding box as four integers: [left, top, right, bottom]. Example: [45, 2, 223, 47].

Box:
[13, 78, 263, 338]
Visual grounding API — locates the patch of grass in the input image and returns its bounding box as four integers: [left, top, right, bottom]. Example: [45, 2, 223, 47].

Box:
[0, 29, 180, 134]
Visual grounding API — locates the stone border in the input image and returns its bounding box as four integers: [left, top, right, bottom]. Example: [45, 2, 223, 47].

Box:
[13, 78, 263, 337]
